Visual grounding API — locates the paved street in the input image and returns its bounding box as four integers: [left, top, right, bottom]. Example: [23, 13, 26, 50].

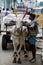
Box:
[0, 35, 42, 65]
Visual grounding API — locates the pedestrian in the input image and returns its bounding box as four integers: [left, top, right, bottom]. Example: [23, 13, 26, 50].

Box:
[23, 13, 39, 63]
[0, 10, 3, 35]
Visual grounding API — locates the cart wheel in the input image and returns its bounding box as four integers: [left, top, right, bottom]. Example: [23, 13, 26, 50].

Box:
[2, 35, 7, 50]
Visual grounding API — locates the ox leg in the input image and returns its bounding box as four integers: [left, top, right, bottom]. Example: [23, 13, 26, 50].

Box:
[24, 46, 28, 58]
[13, 41, 17, 63]
[17, 42, 22, 63]
[23, 39, 28, 58]
[13, 52, 17, 63]
[17, 51, 21, 63]
[13, 50, 17, 63]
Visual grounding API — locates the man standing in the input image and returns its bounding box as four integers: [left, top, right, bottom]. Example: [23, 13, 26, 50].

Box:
[23, 13, 39, 63]
[0, 9, 3, 35]
[0, 10, 2, 34]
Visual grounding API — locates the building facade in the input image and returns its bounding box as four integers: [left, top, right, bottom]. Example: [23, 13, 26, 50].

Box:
[0, 0, 37, 10]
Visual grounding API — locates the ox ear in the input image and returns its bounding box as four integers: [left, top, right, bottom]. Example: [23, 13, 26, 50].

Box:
[13, 8, 17, 17]
[22, 7, 28, 19]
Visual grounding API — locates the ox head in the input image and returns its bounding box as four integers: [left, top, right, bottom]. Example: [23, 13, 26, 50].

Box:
[15, 18, 23, 34]
[13, 8, 28, 35]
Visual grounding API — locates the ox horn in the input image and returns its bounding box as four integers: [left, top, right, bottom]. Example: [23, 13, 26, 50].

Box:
[13, 8, 17, 17]
[22, 7, 28, 19]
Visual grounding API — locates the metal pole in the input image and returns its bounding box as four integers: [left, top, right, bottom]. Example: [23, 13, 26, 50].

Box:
[13, 0, 16, 8]
[10, 0, 12, 9]
[4, 0, 5, 9]
[36, 0, 37, 7]
[4, 0, 10, 9]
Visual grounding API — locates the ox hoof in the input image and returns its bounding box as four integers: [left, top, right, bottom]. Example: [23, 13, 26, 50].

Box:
[17, 58, 21, 64]
[24, 55, 28, 58]
[13, 58, 16, 63]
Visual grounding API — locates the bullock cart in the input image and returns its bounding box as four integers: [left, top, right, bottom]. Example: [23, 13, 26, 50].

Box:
[1, 23, 15, 50]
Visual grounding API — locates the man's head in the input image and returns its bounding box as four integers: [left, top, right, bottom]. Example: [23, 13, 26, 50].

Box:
[0, 10, 1, 13]
[3, 8, 5, 10]
[27, 12, 35, 20]
[11, 8, 14, 10]
[29, 13, 35, 20]
[6, 8, 9, 11]
[5, 12, 8, 16]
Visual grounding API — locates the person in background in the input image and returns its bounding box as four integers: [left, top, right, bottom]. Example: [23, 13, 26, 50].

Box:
[23, 13, 39, 63]
[0, 10, 3, 34]
[1, 8, 6, 17]
[3, 8, 5, 11]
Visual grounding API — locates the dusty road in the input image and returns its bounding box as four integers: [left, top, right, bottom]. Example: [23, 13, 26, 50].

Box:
[0, 35, 42, 65]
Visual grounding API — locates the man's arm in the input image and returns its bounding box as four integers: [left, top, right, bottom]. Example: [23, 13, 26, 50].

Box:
[29, 21, 38, 30]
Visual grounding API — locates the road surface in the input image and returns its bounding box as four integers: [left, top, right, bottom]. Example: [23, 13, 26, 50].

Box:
[0, 35, 42, 65]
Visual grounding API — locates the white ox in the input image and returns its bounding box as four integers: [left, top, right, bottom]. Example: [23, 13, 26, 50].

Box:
[12, 16, 28, 63]
[2, 14, 30, 63]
